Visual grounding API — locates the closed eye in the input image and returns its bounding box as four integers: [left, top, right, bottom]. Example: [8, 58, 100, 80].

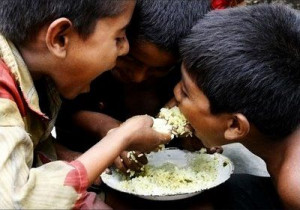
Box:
[116, 36, 126, 46]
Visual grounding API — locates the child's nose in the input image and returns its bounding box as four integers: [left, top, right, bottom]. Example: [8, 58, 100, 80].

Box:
[132, 67, 148, 83]
[118, 36, 129, 56]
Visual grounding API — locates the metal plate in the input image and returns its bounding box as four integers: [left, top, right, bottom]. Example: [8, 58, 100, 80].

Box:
[101, 148, 234, 201]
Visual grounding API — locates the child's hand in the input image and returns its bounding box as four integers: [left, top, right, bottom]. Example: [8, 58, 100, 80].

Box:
[113, 151, 148, 175]
[207, 146, 223, 154]
[118, 115, 172, 152]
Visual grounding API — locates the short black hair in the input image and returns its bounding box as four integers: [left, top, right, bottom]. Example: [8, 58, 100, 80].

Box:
[181, 4, 300, 138]
[128, 0, 211, 54]
[0, 0, 130, 45]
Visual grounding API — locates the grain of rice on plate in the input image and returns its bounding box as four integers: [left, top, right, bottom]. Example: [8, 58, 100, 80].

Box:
[122, 155, 218, 195]
[101, 149, 231, 196]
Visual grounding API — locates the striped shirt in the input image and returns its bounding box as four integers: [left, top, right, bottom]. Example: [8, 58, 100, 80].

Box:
[0, 34, 92, 209]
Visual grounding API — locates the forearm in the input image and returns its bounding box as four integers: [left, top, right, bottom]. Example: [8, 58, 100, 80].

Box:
[77, 114, 172, 185]
[76, 126, 129, 185]
[54, 142, 82, 161]
[73, 110, 120, 138]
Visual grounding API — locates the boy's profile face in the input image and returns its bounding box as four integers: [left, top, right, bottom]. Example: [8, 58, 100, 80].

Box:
[174, 64, 229, 147]
[111, 41, 177, 84]
[57, 1, 135, 99]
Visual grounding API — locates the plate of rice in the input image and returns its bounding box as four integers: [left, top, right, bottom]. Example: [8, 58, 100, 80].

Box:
[101, 148, 234, 201]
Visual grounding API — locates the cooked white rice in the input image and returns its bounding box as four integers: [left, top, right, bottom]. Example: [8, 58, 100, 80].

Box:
[102, 151, 226, 196]
[153, 106, 193, 139]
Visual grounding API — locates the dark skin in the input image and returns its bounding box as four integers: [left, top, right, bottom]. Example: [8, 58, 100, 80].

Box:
[56, 41, 213, 176]
[56, 40, 181, 175]
[174, 66, 300, 209]
[20, 0, 171, 188]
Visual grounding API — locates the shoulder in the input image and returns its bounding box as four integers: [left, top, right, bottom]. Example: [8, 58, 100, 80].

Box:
[277, 150, 300, 209]
[0, 59, 25, 126]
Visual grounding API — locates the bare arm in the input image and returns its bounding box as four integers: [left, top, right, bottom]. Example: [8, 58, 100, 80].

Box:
[277, 165, 300, 209]
[57, 111, 151, 177]
[277, 149, 300, 209]
[76, 115, 171, 185]
[72, 110, 121, 139]
[55, 143, 82, 161]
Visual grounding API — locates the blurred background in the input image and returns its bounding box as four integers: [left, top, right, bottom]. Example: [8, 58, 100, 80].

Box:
[246, 0, 300, 9]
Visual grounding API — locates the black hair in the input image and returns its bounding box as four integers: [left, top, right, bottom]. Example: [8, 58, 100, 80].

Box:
[0, 0, 130, 45]
[181, 4, 300, 138]
[127, 0, 211, 54]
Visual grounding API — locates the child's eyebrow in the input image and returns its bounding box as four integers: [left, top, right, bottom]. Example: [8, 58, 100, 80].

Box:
[118, 22, 130, 33]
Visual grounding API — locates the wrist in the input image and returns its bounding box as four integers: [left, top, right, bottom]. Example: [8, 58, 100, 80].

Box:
[98, 120, 121, 137]
[106, 126, 132, 149]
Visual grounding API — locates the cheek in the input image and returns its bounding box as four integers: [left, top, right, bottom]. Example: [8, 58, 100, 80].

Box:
[178, 103, 199, 129]
[195, 119, 225, 147]
[180, 105, 208, 135]
[179, 104, 220, 147]
[186, 111, 201, 132]
[97, 56, 117, 73]
[97, 44, 118, 67]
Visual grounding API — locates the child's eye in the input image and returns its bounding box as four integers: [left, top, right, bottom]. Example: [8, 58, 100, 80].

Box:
[116, 37, 125, 45]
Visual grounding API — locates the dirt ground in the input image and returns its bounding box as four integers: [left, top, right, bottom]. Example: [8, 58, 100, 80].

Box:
[246, 0, 300, 9]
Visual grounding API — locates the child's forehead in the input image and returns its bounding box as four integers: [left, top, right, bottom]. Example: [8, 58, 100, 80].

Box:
[95, 1, 135, 34]
[130, 41, 177, 67]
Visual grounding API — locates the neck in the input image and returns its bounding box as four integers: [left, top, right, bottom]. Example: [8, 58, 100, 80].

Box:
[18, 43, 52, 80]
[242, 129, 287, 179]
[242, 127, 300, 209]
[17, 25, 54, 81]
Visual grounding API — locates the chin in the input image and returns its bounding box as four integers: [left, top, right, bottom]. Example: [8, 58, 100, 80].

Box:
[201, 141, 211, 148]
[60, 88, 85, 100]
[195, 134, 210, 147]
[61, 92, 77, 100]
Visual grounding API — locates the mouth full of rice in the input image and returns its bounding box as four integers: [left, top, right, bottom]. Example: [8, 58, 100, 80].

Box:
[152, 106, 193, 139]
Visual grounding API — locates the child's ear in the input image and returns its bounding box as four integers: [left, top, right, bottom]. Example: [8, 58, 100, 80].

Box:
[224, 113, 250, 141]
[45, 18, 72, 58]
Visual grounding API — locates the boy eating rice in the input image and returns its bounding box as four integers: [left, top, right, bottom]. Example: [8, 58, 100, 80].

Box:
[175, 4, 300, 209]
[0, 0, 171, 208]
